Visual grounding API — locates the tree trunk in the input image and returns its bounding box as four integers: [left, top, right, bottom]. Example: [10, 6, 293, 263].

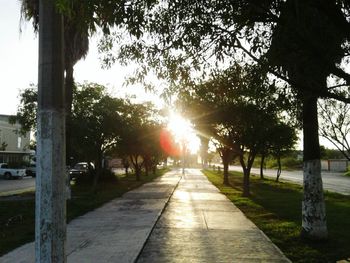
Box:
[65, 65, 74, 166]
[36, 2, 66, 262]
[276, 155, 281, 182]
[301, 96, 328, 240]
[240, 152, 255, 197]
[92, 151, 102, 193]
[221, 148, 230, 185]
[135, 166, 141, 181]
[200, 136, 209, 169]
[145, 164, 149, 176]
[130, 155, 141, 181]
[242, 168, 250, 197]
[260, 154, 265, 179]
[223, 159, 229, 185]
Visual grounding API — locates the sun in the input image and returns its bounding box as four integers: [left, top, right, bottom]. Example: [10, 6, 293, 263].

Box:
[167, 111, 200, 154]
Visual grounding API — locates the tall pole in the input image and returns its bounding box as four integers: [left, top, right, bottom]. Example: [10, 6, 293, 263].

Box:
[36, 0, 66, 262]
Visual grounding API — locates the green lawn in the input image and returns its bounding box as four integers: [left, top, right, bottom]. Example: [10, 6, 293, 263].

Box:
[203, 169, 350, 263]
[0, 168, 168, 256]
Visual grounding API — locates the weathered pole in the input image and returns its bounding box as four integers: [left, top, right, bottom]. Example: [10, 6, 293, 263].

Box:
[36, 0, 66, 262]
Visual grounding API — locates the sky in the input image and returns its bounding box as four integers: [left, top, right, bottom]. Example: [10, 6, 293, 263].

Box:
[0, 0, 162, 116]
[0, 1, 337, 150]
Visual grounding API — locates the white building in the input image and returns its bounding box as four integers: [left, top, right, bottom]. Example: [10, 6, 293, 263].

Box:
[321, 159, 349, 172]
[0, 114, 31, 163]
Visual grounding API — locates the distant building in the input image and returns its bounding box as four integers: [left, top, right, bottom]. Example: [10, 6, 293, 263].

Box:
[0, 114, 31, 163]
[321, 159, 349, 172]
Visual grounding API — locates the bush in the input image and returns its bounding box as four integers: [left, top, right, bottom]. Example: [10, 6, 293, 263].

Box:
[281, 156, 302, 169]
[74, 168, 118, 185]
[99, 169, 118, 182]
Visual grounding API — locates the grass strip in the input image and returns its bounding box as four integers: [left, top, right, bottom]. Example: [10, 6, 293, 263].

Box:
[203, 169, 350, 263]
[0, 168, 168, 256]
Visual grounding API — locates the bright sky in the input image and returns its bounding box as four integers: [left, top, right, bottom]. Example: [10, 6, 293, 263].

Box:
[167, 111, 200, 154]
[0, 0, 163, 116]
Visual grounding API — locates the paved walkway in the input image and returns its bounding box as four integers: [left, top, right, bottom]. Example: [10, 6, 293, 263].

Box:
[1, 169, 290, 262]
[137, 169, 290, 262]
[1, 170, 181, 263]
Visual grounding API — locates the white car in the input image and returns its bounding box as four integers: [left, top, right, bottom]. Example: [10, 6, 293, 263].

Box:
[0, 163, 26, 179]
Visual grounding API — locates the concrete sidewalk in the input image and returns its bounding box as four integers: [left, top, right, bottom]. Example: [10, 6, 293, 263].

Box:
[1, 170, 182, 263]
[137, 169, 290, 262]
[1, 169, 290, 262]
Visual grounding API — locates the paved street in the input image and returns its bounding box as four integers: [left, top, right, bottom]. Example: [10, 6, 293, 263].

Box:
[2, 165, 349, 197]
[0, 176, 35, 196]
[229, 165, 350, 195]
[1, 169, 290, 262]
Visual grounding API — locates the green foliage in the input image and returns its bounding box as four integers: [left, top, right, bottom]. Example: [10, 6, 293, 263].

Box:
[263, 155, 302, 170]
[0, 142, 7, 151]
[13, 82, 167, 182]
[319, 100, 350, 161]
[320, 146, 345, 160]
[71, 83, 124, 164]
[9, 85, 37, 135]
[74, 168, 117, 185]
[179, 63, 297, 191]
[100, 1, 350, 104]
[203, 170, 350, 262]
[114, 102, 166, 179]
[22, 0, 158, 38]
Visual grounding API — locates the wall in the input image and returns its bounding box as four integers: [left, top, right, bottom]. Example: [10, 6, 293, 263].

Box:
[321, 159, 349, 172]
[0, 115, 30, 152]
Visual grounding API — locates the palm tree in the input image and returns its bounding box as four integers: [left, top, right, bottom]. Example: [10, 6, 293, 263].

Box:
[21, 0, 89, 164]
[35, 0, 66, 260]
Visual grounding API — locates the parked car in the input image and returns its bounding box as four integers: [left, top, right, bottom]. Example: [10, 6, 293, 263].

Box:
[0, 163, 26, 179]
[69, 162, 92, 180]
[25, 163, 36, 177]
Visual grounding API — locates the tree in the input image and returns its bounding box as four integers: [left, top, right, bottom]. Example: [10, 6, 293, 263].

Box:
[70, 83, 124, 191]
[141, 123, 165, 176]
[117, 102, 163, 180]
[269, 123, 298, 182]
[21, 0, 160, 165]
[198, 135, 209, 168]
[11, 83, 125, 190]
[20, 0, 161, 259]
[9, 85, 37, 135]
[319, 99, 350, 161]
[35, 1, 66, 261]
[21, 0, 89, 165]
[100, 0, 350, 240]
[179, 64, 292, 195]
[257, 120, 298, 180]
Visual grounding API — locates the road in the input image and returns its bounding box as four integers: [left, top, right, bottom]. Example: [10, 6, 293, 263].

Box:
[0, 169, 125, 197]
[1, 166, 349, 196]
[0, 176, 35, 196]
[228, 165, 350, 195]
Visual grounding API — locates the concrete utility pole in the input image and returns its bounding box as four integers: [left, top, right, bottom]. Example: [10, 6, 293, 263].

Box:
[36, 0, 66, 262]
